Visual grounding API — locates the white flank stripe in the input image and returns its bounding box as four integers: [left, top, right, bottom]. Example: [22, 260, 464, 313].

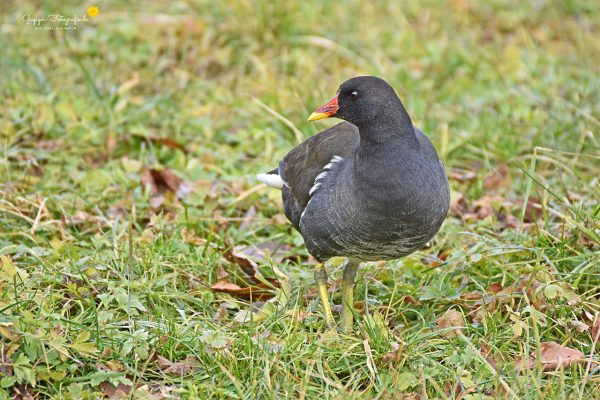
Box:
[309, 182, 321, 196]
[315, 172, 327, 182]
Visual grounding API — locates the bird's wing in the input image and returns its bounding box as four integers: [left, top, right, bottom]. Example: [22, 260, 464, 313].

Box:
[280, 122, 358, 205]
[257, 122, 359, 230]
[282, 122, 359, 229]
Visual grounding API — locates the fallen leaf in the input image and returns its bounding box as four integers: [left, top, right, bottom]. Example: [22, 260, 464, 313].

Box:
[484, 164, 511, 191]
[222, 246, 259, 279]
[99, 382, 135, 399]
[488, 282, 503, 294]
[156, 355, 199, 376]
[10, 385, 34, 400]
[213, 302, 231, 321]
[437, 309, 465, 338]
[66, 211, 106, 227]
[210, 278, 276, 301]
[142, 168, 191, 198]
[464, 195, 505, 221]
[570, 320, 589, 333]
[403, 295, 421, 306]
[236, 241, 297, 264]
[516, 341, 585, 371]
[447, 168, 477, 183]
[449, 192, 469, 219]
[497, 212, 521, 229]
[132, 132, 187, 153]
[181, 228, 207, 246]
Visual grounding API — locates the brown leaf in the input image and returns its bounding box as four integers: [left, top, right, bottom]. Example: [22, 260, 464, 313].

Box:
[142, 168, 191, 198]
[181, 228, 207, 246]
[465, 195, 505, 221]
[0, 322, 19, 341]
[213, 302, 231, 321]
[437, 309, 465, 338]
[0, 342, 16, 376]
[222, 246, 259, 279]
[10, 385, 34, 400]
[449, 192, 469, 219]
[516, 341, 585, 371]
[447, 169, 477, 183]
[99, 382, 135, 399]
[571, 320, 589, 333]
[403, 295, 421, 306]
[488, 282, 503, 294]
[484, 164, 511, 191]
[67, 210, 106, 227]
[210, 278, 276, 301]
[156, 355, 199, 376]
[133, 133, 187, 153]
[497, 212, 521, 229]
[236, 241, 297, 264]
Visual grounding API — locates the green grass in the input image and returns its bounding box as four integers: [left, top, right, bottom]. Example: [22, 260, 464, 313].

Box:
[1, 0, 599, 398]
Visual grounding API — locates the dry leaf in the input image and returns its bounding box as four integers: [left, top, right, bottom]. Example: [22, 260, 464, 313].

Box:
[447, 169, 477, 183]
[142, 168, 191, 198]
[132, 132, 187, 153]
[213, 243, 282, 301]
[449, 192, 469, 219]
[156, 355, 199, 376]
[10, 385, 34, 400]
[213, 302, 231, 321]
[222, 246, 259, 279]
[516, 341, 585, 371]
[211, 278, 276, 301]
[99, 382, 135, 399]
[497, 212, 521, 229]
[464, 195, 505, 221]
[484, 164, 511, 191]
[181, 228, 206, 246]
[0, 322, 19, 341]
[437, 309, 465, 338]
[236, 241, 297, 264]
[488, 282, 503, 294]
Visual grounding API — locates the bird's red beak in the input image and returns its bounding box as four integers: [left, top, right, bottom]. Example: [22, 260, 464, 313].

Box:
[308, 93, 339, 121]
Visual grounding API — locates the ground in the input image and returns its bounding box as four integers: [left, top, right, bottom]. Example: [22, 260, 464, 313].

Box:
[0, 1, 599, 399]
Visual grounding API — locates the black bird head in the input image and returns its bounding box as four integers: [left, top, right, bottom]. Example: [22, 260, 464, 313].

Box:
[309, 76, 412, 133]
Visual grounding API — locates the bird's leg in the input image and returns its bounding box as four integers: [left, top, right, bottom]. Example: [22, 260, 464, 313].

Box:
[314, 263, 335, 330]
[340, 259, 360, 333]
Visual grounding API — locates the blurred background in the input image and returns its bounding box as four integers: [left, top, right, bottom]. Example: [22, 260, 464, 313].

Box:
[1, 0, 599, 398]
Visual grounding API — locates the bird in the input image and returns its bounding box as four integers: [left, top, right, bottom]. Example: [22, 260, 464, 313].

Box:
[257, 76, 449, 332]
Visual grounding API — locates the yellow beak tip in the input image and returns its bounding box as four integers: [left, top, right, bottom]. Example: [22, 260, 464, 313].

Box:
[308, 112, 329, 121]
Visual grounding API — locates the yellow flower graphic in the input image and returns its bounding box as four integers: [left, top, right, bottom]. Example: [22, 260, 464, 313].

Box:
[87, 6, 99, 17]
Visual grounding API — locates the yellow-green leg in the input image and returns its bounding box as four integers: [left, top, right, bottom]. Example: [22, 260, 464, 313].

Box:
[314, 263, 335, 330]
[340, 259, 360, 333]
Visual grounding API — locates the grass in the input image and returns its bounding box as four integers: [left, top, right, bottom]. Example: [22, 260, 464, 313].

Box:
[1, 0, 599, 398]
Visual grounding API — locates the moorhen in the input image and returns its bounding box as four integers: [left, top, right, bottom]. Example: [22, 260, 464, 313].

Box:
[257, 76, 449, 332]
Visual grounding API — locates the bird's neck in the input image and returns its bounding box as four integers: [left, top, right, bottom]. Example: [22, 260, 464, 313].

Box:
[355, 102, 418, 148]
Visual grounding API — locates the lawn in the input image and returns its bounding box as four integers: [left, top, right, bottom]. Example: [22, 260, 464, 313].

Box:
[1, 0, 599, 398]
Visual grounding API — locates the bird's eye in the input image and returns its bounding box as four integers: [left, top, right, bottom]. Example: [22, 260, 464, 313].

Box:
[350, 90, 358, 99]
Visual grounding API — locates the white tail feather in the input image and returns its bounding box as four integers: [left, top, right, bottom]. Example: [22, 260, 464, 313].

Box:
[256, 173, 284, 189]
